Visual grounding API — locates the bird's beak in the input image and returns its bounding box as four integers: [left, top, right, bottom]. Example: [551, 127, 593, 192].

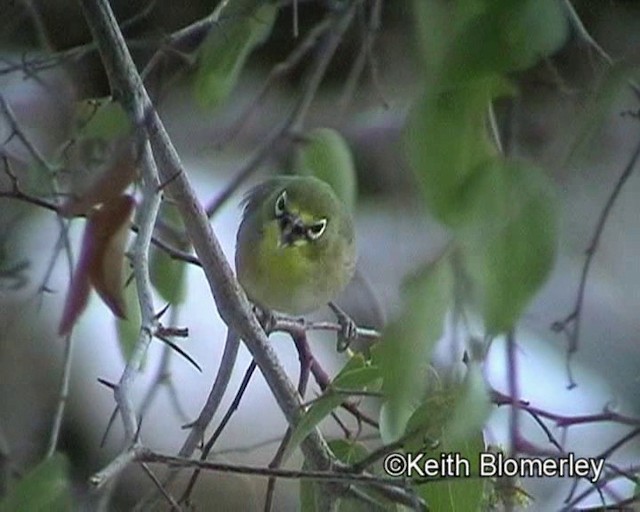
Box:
[278, 215, 305, 247]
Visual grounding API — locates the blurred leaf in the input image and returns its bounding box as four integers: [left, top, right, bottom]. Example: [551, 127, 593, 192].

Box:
[294, 128, 357, 212]
[404, 78, 511, 226]
[116, 276, 141, 363]
[150, 247, 187, 305]
[150, 204, 188, 305]
[443, 0, 568, 84]
[58, 218, 92, 336]
[443, 363, 492, 446]
[194, 2, 278, 108]
[417, 431, 486, 512]
[411, 0, 484, 74]
[0, 454, 71, 512]
[403, 384, 456, 453]
[378, 258, 453, 442]
[461, 161, 557, 334]
[284, 354, 379, 462]
[400, 362, 489, 452]
[329, 438, 370, 465]
[74, 98, 131, 140]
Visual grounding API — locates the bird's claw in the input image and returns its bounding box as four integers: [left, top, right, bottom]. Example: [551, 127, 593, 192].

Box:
[329, 302, 358, 352]
[253, 305, 277, 334]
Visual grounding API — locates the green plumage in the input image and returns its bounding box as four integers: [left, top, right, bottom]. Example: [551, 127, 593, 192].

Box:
[235, 176, 356, 314]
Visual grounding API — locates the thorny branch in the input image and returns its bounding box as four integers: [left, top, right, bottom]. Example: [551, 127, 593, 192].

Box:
[3, 0, 640, 510]
[75, 0, 421, 510]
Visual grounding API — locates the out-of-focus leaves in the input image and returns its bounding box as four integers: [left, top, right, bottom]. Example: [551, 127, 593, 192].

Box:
[402, 384, 456, 453]
[407, 1, 560, 326]
[405, 77, 511, 226]
[442, 363, 492, 446]
[58, 195, 135, 336]
[73, 98, 131, 140]
[330, 438, 370, 465]
[460, 161, 557, 334]
[377, 259, 453, 442]
[411, 0, 483, 73]
[284, 354, 380, 462]
[442, 0, 568, 84]
[194, 2, 278, 108]
[294, 128, 357, 212]
[0, 454, 71, 512]
[417, 431, 486, 512]
[150, 247, 187, 305]
[400, 367, 488, 509]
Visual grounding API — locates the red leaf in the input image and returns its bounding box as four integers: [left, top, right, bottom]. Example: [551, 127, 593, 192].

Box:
[57, 194, 135, 336]
[58, 229, 94, 336]
[87, 194, 135, 319]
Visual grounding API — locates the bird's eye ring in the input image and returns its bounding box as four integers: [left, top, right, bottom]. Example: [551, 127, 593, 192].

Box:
[274, 190, 287, 217]
[306, 219, 327, 240]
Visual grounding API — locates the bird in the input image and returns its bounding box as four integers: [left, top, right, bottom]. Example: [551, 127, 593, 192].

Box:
[235, 175, 356, 317]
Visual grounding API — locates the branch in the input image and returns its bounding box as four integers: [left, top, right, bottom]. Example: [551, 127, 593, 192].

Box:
[78, 0, 337, 489]
[0, 93, 76, 459]
[552, 136, 640, 386]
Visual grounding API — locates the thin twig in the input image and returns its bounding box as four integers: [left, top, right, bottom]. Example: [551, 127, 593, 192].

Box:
[203, 4, 357, 218]
[264, 328, 314, 512]
[141, 449, 421, 490]
[552, 136, 640, 387]
[491, 389, 640, 428]
[0, 93, 75, 457]
[138, 306, 190, 423]
[338, 0, 387, 113]
[139, 461, 182, 511]
[178, 329, 241, 457]
[563, 0, 640, 100]
[79, 1, 420, 509]
[178, 360, 257, 504]
[46, 332, 75, 457]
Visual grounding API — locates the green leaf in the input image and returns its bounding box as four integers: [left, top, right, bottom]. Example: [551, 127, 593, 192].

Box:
[150, 205, 188, 305]
[403, 384, 457, 453]
[0, 454, 71, 512]
[329, 438, 370, 465]
[284, 355, 380, 462]
[378, 258, 453, 442]
[74, 97, 131, 140]
[461, 160, 557, 334]
[294, 128, 358, 212]
[417, 431, 486, 512]
[443, 363, 492, 446]
[150, 247, 187, 305]
[194, 2, 278, 108]
[404, 78, 511, 226]
[443, 0, 568, 84]
[411, 0, 484, 74]
[116, 277, 142, 363]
